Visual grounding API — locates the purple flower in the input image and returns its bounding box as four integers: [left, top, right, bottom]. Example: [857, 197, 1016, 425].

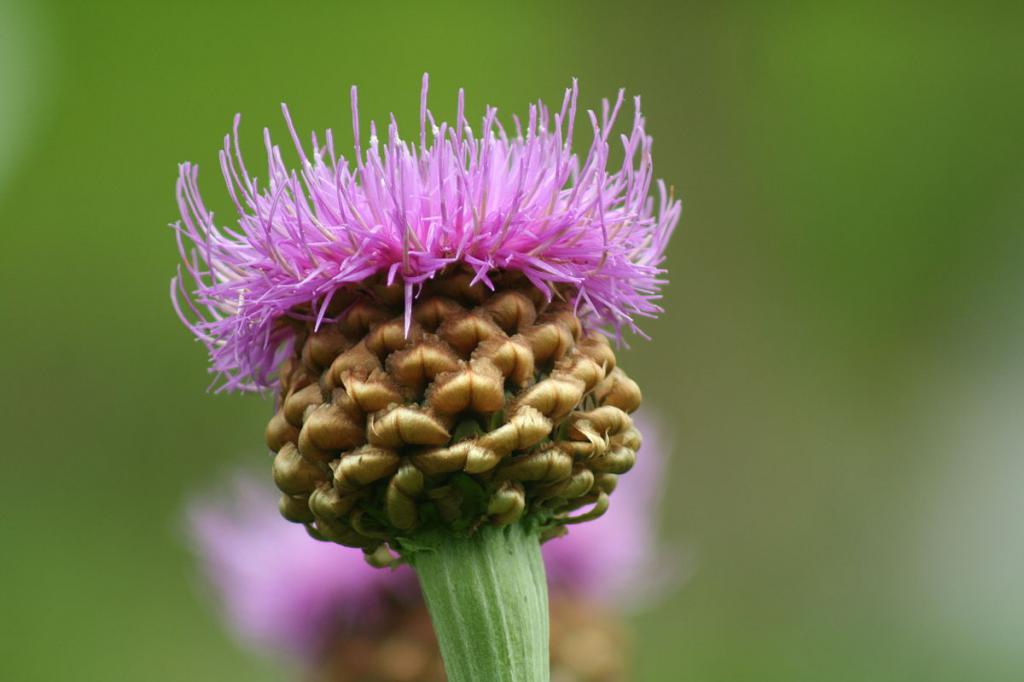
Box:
[186, 476, 420, 660]
[186, 412, 668, 661]
[172, 75, 680, 391]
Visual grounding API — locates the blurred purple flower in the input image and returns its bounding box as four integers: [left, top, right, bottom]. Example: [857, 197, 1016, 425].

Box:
[172, 75, 680, 391]
[187, 412, 669, 661]
[187, 477, 420, 660]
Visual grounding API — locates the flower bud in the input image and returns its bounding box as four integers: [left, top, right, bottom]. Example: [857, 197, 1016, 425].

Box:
[173, 77, 676, 559]
[256, 272, 647, 552]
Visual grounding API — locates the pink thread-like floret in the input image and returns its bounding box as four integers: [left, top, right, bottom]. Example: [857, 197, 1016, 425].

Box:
[172, 75, 680, 391]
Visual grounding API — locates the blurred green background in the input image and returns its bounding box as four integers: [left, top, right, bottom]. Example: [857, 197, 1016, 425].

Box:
[2, 1, 1022, 680]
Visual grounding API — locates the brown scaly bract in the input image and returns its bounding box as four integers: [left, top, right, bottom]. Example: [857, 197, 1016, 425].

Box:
[266, 269, 642, 557]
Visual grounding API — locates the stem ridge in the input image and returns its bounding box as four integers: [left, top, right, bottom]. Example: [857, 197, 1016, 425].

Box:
[409, 523, 550, 682]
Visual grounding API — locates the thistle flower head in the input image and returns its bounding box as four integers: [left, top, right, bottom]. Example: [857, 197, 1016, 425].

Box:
[173, 75, 680, 391]
[186, 412, 667, 669]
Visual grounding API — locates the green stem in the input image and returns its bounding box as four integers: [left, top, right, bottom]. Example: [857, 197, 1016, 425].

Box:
[406, 523, 550, 682]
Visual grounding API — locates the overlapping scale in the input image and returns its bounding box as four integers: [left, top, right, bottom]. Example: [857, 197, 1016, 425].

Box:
[265, 270, 644, 556]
